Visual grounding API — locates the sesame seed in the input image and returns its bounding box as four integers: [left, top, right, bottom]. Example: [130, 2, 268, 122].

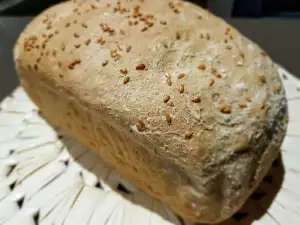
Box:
[178, 84, 184, 93]
[261, 104, 266, 110]
[34, 64, 38, 71]
[68, 63, 74, 69]
[120, 68, 128, 74]
[134, 20, 139, 25]
[147, 22, 154, 27]
[239, 102, 247, 108]
[165, 72, 171, 79]
[214, 73, 222, 78]
[141, 27, 148, 32]
[136, 120, 146, 132]
[136, 63, 146, 70]
[167, 101, 174, 107]
[128, 21, 133, 26]
[74, 33, 80, 38]
[198, 64, 206, 70]
[124, 76, 130, 84]
[226, 46, 232, 50]
[209, 79, 215, 86]
[240, 52, 245, 58]
[102, 60, 108, 67]
[160, 20, 167, 25]
[206, 33, 211, 40]
[166, 114, 172, 124]
[167, 78, 172, 86]
[164, 95, 170, 103]
[245, 96, 252, 102]
[75, 44, 81, 48]
[178, 73, 185, 79]
[191, 97, 201, 103]
[185, 132, 194, 139]
[176, 32, 181, 40]
[74, 59, 81, 64]
[260, 52, 266, 56]
[220, 104, 231, 114]
[65, 22, 71, 28]
[258, 75, 266, 83]
[225, 27, 231, 35]
[273, 83, 281, 93]
[85, 39, 91, 46]
[211, 68, 217, 73]
[174, 9, 180, 14]
[82, 23, 88, 28]
[120, 29, 126, 35]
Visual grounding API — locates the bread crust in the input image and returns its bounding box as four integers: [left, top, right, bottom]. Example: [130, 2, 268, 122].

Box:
[13, 0, 288, 223]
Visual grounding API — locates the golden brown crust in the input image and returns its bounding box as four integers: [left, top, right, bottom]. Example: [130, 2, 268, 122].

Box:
[13, 0, 288, 223]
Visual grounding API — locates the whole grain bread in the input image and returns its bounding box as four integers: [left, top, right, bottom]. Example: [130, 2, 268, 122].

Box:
[13, 0, 288, 223]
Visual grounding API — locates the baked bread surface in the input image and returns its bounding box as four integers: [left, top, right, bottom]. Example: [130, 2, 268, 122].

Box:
[13, 0, 288, 223]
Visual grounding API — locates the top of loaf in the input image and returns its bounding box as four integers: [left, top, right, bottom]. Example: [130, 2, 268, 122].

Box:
[14, 0, 287, 217]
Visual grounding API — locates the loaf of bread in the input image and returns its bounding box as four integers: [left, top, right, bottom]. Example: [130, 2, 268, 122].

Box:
[13, 0, 288, 223]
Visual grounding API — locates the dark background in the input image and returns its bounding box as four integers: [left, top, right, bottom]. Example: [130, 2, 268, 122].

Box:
[1, 0, 300, 100]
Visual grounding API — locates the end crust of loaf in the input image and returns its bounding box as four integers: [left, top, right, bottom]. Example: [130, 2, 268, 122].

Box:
[13, 0, 288, 223]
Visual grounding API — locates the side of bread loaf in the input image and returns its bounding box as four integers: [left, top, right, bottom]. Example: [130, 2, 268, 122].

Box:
[13, 0, 288, 223]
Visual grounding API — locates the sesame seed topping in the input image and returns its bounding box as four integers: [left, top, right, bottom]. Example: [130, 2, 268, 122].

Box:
[97, 38, 106, 45]
[165, 72, 171, 79]
[260, 52, 266, 56]
[102, 60, 108, 67]
[126, 45, 132, 52]
[120, 68, 128, 74]
[273, 83, 281, 93]
[82, 23, 88, 28]
[245, 96, 252, 102]
[261, 104, 266, 110]
[167, 78, 172, 86]
[191, 97, 201, 103]
[258, 75, 266, 83]
[211, 68, 217, 73]
[164, 95, 170, 103]
[209, 79, 215, 86]
[141, 27, 148, 32]
[226, 46, 232, 50]
[136, 63, 146, 70]
[214, 73, 222, 78]
[198, 64, 206, 70]
[239, 102, 247, 108]
[220, 104, 231, 114]
[160, 20, 167, 25]
[124, 76, 130, 84]
[185, 132, 194, 139]
[176, 32, 181, 40]
[178, 84, 184, 93]
[178, 73, 185, 79]
[85, 39, 91, 46]
[74, 44, 81, 48]
[167, 101, 174, 107]
[74, 33, 80, 38]
[240, 52, 245, 58]
[65, 22, 71, 28]
[166, 114, 172, 124]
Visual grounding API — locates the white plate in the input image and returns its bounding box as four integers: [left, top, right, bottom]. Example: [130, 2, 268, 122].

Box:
[0, 66, 299, 225]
